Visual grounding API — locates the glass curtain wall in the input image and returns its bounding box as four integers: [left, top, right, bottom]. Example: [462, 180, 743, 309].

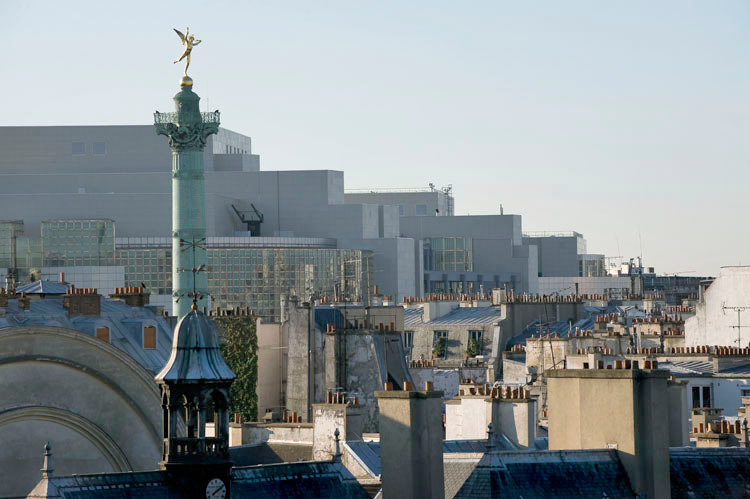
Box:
[423, 237, 473, 272]
[41, 220, 115, 267]
[117, 244, 372, 321]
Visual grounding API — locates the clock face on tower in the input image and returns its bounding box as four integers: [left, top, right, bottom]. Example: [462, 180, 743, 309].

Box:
[206, 478, 226, 499]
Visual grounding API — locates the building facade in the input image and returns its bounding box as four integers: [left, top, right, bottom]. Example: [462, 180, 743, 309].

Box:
[0, 126, 541, 316]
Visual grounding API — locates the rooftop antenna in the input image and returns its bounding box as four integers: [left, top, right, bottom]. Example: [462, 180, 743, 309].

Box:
[177, 237, 207, 309]
[638, 228, 643, 265]
[722, 304, 750, 347]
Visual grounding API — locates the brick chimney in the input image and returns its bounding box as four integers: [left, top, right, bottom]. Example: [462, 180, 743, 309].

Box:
[109, 287, 150, 307]
[63, 288, 101, 317]
[546, 366, 671, 498]
[312, 390, 365, 461]
[376, 381, 444, 499]
[0, 288, 13, 308]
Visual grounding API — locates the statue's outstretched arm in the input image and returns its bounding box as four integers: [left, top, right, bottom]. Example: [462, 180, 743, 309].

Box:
[193, 39, 202, 46]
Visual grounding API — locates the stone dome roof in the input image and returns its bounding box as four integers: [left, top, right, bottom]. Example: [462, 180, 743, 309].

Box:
[155, 309, 235, 382]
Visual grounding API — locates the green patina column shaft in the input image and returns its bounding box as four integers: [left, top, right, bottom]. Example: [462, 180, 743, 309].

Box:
[155, 79, 219, 318]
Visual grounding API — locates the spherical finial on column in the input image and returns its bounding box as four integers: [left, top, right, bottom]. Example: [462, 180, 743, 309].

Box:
[41, 441, 54, 478]
[180, 75, 193, 89]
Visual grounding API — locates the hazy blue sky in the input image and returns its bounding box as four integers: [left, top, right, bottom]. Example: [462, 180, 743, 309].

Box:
[2, 1, 749, 276]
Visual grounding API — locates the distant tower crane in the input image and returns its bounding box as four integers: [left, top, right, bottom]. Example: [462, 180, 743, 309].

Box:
[231, 203, 264, 236]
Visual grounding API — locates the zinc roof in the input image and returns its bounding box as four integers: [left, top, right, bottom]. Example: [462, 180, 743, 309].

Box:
[0, 296, 173, 373]
[403, 306, 504, 327]
[16, 280, 70, 295]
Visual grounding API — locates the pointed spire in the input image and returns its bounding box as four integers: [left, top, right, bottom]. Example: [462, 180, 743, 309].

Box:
[41, 442, 53, 478]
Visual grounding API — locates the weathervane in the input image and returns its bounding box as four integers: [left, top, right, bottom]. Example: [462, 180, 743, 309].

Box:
[173, 27, 202, 76]
[177, 237, 209, 309]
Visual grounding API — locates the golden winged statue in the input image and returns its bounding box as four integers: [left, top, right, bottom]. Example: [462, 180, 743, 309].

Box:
[173, 27, 202, 76]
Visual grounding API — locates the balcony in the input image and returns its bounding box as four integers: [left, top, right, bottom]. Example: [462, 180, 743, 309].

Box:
[164, 437, 229, 462]
[154, 111, 221, 125]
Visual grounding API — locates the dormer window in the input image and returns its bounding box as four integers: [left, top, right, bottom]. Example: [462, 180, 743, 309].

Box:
[143, 325, 157, 349]
[96, 326, 110, 343]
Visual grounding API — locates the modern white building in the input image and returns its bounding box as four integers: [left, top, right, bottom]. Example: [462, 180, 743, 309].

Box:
[0, 126, 540, 318]
[686, 267, 750, 348]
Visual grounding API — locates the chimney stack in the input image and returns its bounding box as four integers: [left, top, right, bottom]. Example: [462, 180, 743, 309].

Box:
[376, 382, 445, 499]
[312, 391, 365, 461]
[62, 288, 101, 316]
[109, 287, 150, 307]
[546, 367, 671, 498]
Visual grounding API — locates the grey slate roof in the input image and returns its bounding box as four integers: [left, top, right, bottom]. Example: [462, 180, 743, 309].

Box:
[232, 462, 369, 498]
[229, 442, 314, 466]
[447, 449, 635, 499]
[670, 447, 750, 498]
[27, 462, 370, 498]
[506, 317, 594, 348]
[26, 470, 175, 498]
[344, 438, 518, 479]
[0, 296, 173, 372]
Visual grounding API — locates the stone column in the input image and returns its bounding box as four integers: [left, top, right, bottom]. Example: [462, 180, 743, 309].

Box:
[155, 77, 219, 318]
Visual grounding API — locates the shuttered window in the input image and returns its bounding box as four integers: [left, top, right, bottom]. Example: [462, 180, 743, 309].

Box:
[143, 326, 157, 349]
[96, 327, 110, 343]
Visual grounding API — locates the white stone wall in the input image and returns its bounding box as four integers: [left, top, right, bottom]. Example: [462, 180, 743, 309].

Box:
[686, 267, 750, 347]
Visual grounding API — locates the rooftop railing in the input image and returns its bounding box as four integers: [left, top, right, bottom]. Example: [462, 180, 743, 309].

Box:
[522, 231, 583, 239]
[345, 187, 452, 194]
[153, 111, 221, 125]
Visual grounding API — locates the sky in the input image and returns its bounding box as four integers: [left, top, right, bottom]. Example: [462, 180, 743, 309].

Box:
[2, 1, 749, 276]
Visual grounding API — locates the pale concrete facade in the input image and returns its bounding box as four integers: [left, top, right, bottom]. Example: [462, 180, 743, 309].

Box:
[686, 266, 750, 347]
[0, 126, 543, 305]
[445, 394, 536, 449]
[399, 214, 538, 294]
[375, 388, 445, 499]
[547, 368, 671, 498]
[522, 233, 585, 277]
[344, 188, 454, 217]
[256, 319, 286, 421]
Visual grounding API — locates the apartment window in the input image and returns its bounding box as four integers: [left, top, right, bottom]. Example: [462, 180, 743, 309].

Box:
[468, 330, 482, 355]
[95, 326, 110, 343]
[93, 142, 106, 155]
[692, 385, 711, 408]
[72, 142, 85, 155]
[403, 331, 414, 349]
[742, 389, 750, 398]
[143, 325, 157, 349]
[398, 205, 405, 216]
[433, 330, 448, 359]
[415, 204, 428, 216]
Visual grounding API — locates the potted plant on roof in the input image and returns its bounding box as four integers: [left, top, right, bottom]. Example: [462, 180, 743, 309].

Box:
[466, 337, 481, 359]
[432, 336, 447, 359]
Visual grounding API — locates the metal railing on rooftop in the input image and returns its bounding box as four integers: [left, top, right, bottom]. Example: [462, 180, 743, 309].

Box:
[345, 187, 450, 194]
[522, 231, 583, 239]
